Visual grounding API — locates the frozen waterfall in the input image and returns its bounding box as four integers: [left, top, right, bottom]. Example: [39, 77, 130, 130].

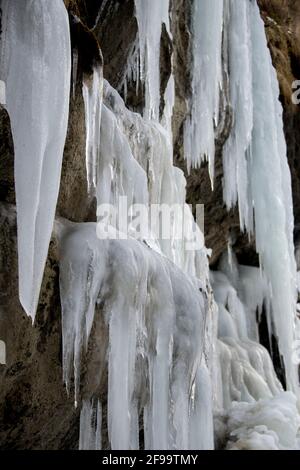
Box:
[185, 0, 299, 395]
[1, 0, 300, 452]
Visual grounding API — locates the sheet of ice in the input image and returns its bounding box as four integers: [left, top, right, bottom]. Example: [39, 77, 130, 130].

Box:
[184, 0, 224, 183]
[57, 220, 210, 450]
[134, 0, 170, 120]
[83, 65, 103, 194]
[0, 0, 71, 320]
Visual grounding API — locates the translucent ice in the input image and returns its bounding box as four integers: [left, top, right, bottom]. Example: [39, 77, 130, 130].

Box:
[184, 0, 224, 183]
[83, 66, 103, 194]
[0, 80, 6, 105]
[134, 0, 170, 121]
[249, 1, 298, 393]
[222, 0, 253, 231]
[0, 0, 71, 319]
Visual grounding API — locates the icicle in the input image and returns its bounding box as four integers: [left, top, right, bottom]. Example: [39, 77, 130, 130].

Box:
[0, 80, 6, 105]
[83, 65, 103, 194]
[79, 399, 102, 450]
[184, 0, 224, 184]
[222, 0, 253, 232]
[189, 363, 214, 450]
[0, 0, 71, 319]
[249, 1, 298, 393]
[119, 40, 140, 102]
[72, 48, 79, 99]
[134, 0, 170, 121]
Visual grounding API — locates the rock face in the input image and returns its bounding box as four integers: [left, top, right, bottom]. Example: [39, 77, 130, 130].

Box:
[0, 0, 300, 450]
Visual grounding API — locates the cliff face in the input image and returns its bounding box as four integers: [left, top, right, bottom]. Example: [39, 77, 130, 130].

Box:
[0, 0, 300, 449]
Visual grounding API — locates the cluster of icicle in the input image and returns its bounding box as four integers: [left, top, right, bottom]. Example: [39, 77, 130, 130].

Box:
[211, 250, 300, 449]
[58, 76, 214, 449]
[184, 0, 299, 396]
[1, 0, 300, 451]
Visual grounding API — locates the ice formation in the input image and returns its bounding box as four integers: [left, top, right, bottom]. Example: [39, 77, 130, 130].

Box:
[1, 0, 299, 452]
[222, 0, 253, 231]
[249, 1, 298, 393]
[0, 0, 71, 319]
[58, 0, 299, 450]
[212, 252, 283, 410]
[83, 66, 103, 194]
[224, 393, 300, 450]
[0, 80, 6, 105]
[56, 70, 213, 448]
[99, 79, 207, 280]
[183, 0, 224, 181]
[58, 221, 210, 450]
[134, 0, 170, 121]
[185, 0, 298, 395]
[211, 252, 300, 448]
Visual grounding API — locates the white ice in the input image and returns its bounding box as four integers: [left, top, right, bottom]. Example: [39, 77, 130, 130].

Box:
[225, 392, 300, 450]
[57, 220, 210, 450]
[183, 0, 224, 183]
[222, 0, 253, 232]
[134, 0, 170, 121]
[248, 0, 298, 393]
[0, 0, 71, 320]
[83, 65, 103, 194]
[0, 80, 6, 105]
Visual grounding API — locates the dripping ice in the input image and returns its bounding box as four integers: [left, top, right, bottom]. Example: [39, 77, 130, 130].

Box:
[184, 0, 299, 395]
[183, 0, 224, 183]
[134, 0, 170, 121]
[0, 0, 71, 320]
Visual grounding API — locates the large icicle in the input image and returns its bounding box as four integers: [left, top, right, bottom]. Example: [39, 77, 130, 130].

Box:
[83, 66, 103, 194]
[184, 0, 224, 182]
[0, 0, 71, 319]
[134, 0, 170, 121]
[248, 1, 298, 393]
[222, 0, 253, 232]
